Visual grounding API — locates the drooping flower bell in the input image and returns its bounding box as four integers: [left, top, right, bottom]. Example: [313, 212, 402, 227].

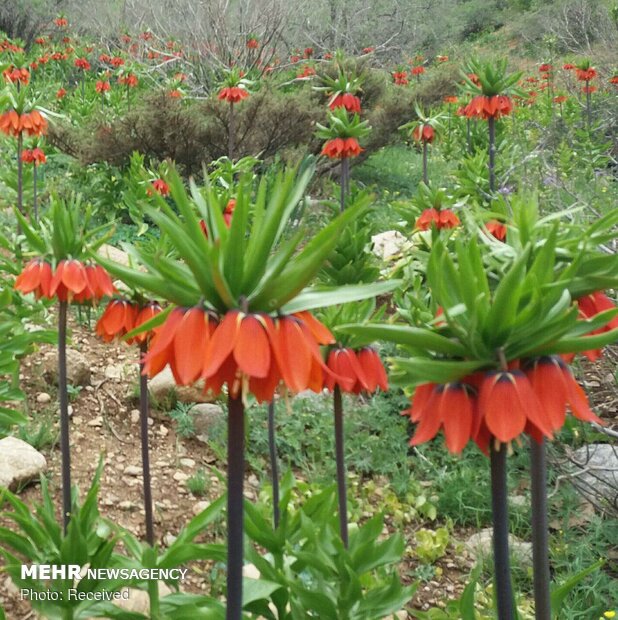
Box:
[96, 299, 161, 343]
[321, 137, 363, 159]
[324, 347, 388, 394]
[486, 220, 507, 241]
[525, 356, 602, 433]
[14, 259, 53, 298]
[0, 110, 48, 137]
[412, 124, 435, 144]
[463, 95, 513, 119]
[329, 93, 361, 113]
[415, 208, 459, 231]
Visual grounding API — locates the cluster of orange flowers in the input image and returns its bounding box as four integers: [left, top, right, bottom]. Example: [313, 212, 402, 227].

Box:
[0, 110, 48, 137]
[463, 95, 513, 119]
[21, 148, 46, 165]
[321, 137, 363, 159]
[96, 300, 162, 344]
[405, 291, 616, 454]
[218, 86, 249, 103]
[415, 208, 460, 231]
[329, 93, 361, 113]
[15, 259, 114, 303]
[3, 66, 30, 85]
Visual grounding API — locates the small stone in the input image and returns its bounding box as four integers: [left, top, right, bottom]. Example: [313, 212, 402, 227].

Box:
[159, 425, 169, 437]
[464, 528, 532, 567]
[163, 533, 177, 546]
[193, 500, 210, 516]
[123, 465, 142, 476]
[0, 437, 47, 491]
[118, 500, 136, 510]
[36, 392, 51, 404]
[173, 471, 188, 483]
[87, 417, 103, 427]
[179, 458, 195, 468]
[72, 416, 83, 426]
[130, 409, 140, 424]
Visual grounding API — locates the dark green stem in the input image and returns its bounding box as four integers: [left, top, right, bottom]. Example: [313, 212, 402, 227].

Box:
[340, 157, 349, 213]
[17, 133, 23, 217]
[422, 141, 428, 185]
[488, 116, 496, 193]
[490, 442, 515, 620]
[334, 385, 348, 547]
[58, 301, 72, 532]
[229, 102, 235, 160]
[139, 341, 155, 546]
[530, 438, 551, 620]
[33, 165, 38, 224]
[268, 401, 280, 529]
[226, 394, 245, 620]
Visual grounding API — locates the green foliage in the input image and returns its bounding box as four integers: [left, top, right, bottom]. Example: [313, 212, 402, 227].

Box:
[244, 473, 416, 619]
[187, 468, 210, 497]
[414, 527, 450, 564]
[168, 402, 197, 438]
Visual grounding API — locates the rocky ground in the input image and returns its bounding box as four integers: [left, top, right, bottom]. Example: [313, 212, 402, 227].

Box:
[0, 317, 616, 618]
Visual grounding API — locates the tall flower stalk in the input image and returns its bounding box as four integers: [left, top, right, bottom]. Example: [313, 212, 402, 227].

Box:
[100, 166, 389, 619]
[341, 203, 618, 620]
[461, 59, 520, 193]
[317, 108, 371, 545]
[95, 298, 161, 543]
[14, 196, 114, 530]
[217, 68, 252, 160]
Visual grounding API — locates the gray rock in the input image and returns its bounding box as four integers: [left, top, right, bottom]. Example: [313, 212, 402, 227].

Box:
[571, 443, 618, 510]
[42, 348, 91, 386]
[123, 465, 142, 477]
[94, 582, 172, 619]
[148, 366, 213, 405]
[0, 437, 47, 491]
[464, 527, 532, 567]
[192, 403, 224, 441]
[371, 230, 410, 261]
[36, 392, 52, 404]
[97, 243, 131, 267]
[193, 500, 210, 515]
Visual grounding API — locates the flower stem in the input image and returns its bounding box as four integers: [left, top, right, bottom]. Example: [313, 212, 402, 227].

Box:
[139, 341, 155, 546]
[227, 394, 245, 620]
[340, 157, 349, 213]
[229, 102, 235, 160]
[490, 442, 514, 620]
[17, 134, 23, 218]
[333, 385, 348, 547]
[585, 81, 592, 131]
[530, 438, 551, 620]
[268, 401, 280, 529]
[422, 141, 428, 185]
[466, 118, 472, 154]
[33, 165, 38, 224]
[488, 116, 496, 193]
[58, 301, 72, 533]
[148, 578, 160, 619]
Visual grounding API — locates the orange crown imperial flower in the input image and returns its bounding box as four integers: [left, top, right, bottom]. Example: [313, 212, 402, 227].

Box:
[324, 347, 388, 394]
[463, 95, 513, 119]
[0, 110, 48, 137]
[486, 220, 507, 241]
[218, 86, 250, 103]
[142, 308, 336, 403]
[321, 137, 363, 159]
[415, 208, 459, 231]
[328, 93, 361, 114]
[96, 300, 161, 344]
[412, 124, 435, 144]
